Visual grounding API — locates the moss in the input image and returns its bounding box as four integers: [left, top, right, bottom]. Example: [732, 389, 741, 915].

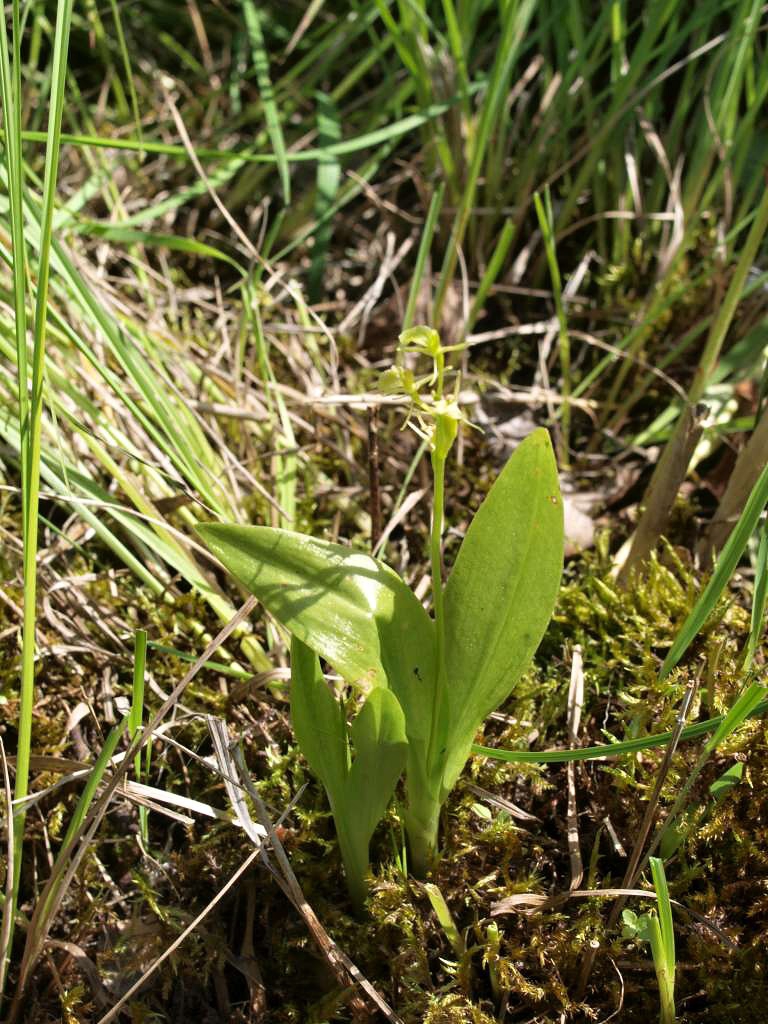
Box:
[422, 995, 497, 1023]
[9, 502, 767, 1022]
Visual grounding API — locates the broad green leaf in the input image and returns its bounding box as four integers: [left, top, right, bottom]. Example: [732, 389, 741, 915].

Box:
[621, 908, 640, 938]
[442, 429, 563, 788]
[346, 687, 408, 857]
[196, 524, 435, 698]
[290, 636, 349, 800]
[289, 638, 407, 911]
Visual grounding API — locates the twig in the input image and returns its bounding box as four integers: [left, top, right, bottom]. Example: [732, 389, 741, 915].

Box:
[368, 406, 382, 550]
[574, 676, 697, 999]
[96, 850, 262, 1024]
[12, 599, 258, 1009]
[492, 887, 735, 948]
[616, 403, 707, 585]
[609, 677, 698, 924]
[229, 740, 404, 1023]
[566, 646, 584, 890]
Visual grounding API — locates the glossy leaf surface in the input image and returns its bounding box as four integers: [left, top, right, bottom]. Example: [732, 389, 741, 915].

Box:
[196, 523, 435, 699]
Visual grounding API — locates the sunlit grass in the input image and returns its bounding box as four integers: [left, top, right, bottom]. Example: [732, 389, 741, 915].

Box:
[0, 1, 767, 1017]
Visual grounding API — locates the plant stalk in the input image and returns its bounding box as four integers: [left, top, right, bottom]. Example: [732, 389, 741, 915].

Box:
[0, 4, 74, 999]
[411, 446, 448, 876]
[0, 0, 27, 998]
[405, 792, 442, 880]
[336, 827, 370, 917]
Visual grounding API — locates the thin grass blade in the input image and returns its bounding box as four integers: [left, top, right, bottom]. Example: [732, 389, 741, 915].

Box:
[660, 458, 768, 678]
[240, 0, 291, 203]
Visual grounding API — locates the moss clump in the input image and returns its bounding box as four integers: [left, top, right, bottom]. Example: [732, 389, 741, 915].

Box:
[422, 995, 497, 1023]
[11, 521, 767, 1022]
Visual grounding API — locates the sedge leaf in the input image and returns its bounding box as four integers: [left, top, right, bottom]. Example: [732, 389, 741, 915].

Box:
[660, 456, 768, 678]
[240, 0, 291, 203]
[709, 760, 744, 803]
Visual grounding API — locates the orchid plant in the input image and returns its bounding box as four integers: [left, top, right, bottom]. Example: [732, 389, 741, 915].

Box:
[197, 327, 564, 908]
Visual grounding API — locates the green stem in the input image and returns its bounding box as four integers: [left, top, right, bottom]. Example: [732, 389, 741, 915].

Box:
[657, 969, 676, 1024]
[410, 447, 448, 877]
[429, 344, 445, 668]
[336, 828, 370, 916]
[426, 449, 446, 775]
[406, 791, 442, 879]
[15, 0, 74, 884]
[0, 0, 27, 999]
[649, 922, 676, 1024]
[430, 453, 446, 638]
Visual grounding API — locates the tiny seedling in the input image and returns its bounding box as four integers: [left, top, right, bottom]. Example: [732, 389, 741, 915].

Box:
[622, 857, 676, 1024]
[423, 881, 465, 959]
[198, 326, 563, 895]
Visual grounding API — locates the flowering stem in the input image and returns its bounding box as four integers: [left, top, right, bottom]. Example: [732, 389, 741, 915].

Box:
[421, 446, 447, 863]
[430, 451, 446, 666]
[388, 324, 463, 873]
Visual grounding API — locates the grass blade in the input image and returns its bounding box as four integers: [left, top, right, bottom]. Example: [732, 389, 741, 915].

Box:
[745, 516, 768, 669]
[0, 0, 73, 990]
[472, 692, 768, 765]
[637, 683, 767, 876]
[308, 90, 342, 302]
[14, 721, 126, 1000]
[129, 630, 149, 843]
[660, 457, 768, 678]
[403, 182, 445, 331]
[534, 187, 571, 465]
[432, 0, 537, 325]
[424, 882, 465, 958]
[649, 857, 676, 1024]
[240, 0, 291, 203]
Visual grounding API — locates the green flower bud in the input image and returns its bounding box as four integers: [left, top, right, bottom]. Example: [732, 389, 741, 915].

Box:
[398, 325, 442, 358]
[379, 366, 405, 395]
[432, 398, 463, 459]
[379, 365, 417, 397]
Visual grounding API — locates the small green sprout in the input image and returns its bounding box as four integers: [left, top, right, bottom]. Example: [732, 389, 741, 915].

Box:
[197, 325, 563, 902]
[622, 858, 676, 1024]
